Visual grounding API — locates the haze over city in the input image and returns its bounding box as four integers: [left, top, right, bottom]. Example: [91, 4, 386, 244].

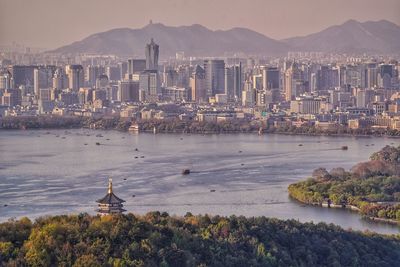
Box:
[1, 1, 400, 266]
[1, 0, 400, 48]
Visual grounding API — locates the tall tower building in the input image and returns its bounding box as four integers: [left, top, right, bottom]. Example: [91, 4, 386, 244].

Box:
[262, 67, 280, 90]
[204, 59, 225, 97]
[65, 65, 84, 91]
[190, 65, 206, 102]
[145, 38, 159, 71]
[284, 61, 303, 101]
[128, 59, 146, 74]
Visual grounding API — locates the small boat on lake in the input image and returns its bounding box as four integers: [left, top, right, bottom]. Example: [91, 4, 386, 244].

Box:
[182, 169, 191, 175]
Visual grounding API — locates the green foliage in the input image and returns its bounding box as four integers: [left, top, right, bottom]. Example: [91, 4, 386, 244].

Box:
[289, 146, 400, 222]
[0, 213, 399, 266]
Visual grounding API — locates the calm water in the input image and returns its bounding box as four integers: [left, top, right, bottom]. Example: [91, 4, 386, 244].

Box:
[0, 129, 399, 234]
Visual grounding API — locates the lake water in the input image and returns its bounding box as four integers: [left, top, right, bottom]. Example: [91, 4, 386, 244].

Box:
[0, 129, 399, 235]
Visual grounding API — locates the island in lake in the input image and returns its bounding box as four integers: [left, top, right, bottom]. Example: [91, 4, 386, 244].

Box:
[289, 145, 400, 224]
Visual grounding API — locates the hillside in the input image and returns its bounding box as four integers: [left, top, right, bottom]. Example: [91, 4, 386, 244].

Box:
[283, 19, 400, 54]
[1, 213, 400, 266]
[50, 23, 288, 57]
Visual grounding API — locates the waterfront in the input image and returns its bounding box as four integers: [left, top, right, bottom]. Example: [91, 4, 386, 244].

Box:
[0, 129, 399, 234]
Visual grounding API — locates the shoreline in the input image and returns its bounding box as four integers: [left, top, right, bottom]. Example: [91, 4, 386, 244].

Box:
[290, 197, 400, 226]
[2, 125, 400, 139]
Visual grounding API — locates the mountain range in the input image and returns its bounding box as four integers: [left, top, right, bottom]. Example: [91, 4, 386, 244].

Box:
[51, 20, 400, 57]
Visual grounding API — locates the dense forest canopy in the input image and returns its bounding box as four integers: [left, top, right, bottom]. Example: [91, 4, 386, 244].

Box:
[289, 146, 400, 222]
[0, 213, 400, 267]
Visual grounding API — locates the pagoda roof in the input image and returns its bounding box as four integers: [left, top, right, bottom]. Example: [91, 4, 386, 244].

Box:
[96, 192, 125, 204]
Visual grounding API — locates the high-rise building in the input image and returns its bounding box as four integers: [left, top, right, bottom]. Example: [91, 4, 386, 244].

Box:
[118, 62, 128, 81]
[284, 61, 303, 101]
[128, 59, 146, 74]
[8, 65, 35, 89]
[85, 65, 105, 87]
[145, 39, 159, 71]
[262, 67, 279, 90]
[34, 68, 51, 96]
[52, 68, 68, 90]
[204, 59, 225, 97]
[118, 80, 140, 102]
[65, 65, 84, 91]
[139, 71, 160, 102]
[190, 65, 206, 102]
[0, 70, 13, 90]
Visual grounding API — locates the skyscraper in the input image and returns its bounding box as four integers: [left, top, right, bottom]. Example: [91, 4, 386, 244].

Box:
[262, 67, 280, 90]
[145, 38, 159, 71]
[65, 65, 84, 91]
[284, 61, 303, 101]
[128, 59, 146, 74]
[204, 59, 225, 97]
[190, 65, 206, 102]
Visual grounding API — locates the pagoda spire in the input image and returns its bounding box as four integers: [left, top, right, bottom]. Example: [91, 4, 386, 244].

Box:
[108, 178, 113, 194]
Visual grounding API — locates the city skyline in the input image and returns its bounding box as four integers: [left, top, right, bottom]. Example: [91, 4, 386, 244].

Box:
[0, 0, 399, 49]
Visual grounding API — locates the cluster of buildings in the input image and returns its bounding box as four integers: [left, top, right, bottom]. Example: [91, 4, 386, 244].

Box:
[1, 40, 400, 131]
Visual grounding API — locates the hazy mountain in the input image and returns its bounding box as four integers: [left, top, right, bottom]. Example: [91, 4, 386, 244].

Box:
[50, 23, 289, 57]
[283, 19, 400, 54]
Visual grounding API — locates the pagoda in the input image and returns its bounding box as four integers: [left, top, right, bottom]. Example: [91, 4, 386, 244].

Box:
[96, 178, 126, 215]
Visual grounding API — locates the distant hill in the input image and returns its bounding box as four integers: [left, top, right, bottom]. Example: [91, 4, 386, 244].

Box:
[50, 20, 400, 57]
[50, 23, 289, 57]
[283, 19, 400, 54]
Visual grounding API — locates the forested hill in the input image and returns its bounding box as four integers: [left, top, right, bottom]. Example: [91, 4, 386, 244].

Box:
[1, 213, 399, 266]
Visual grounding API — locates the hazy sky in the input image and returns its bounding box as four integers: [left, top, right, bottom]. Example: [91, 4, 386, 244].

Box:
[1, 0, 399, 49]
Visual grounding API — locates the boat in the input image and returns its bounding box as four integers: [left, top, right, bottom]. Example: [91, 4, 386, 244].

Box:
[95, 142, 101, 145]
[182, 169, 191, 175]
[129, 123, 140, 133]
[341, 146, 348, 150]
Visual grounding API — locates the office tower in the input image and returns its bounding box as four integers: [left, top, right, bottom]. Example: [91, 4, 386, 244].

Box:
[224, 67, 233, 99]
[0, 70, 12, 90]
[317, 65, 339, 91]
[118, 62, 128, 81]
[52, 68, 68, 90]
[190, 65, 206, 102]
[1, 89, 21, 107]
[356, 89, 375, 108]
[139, 71, 160, 102]
[145, 38, 159, 71]
[232, 63, 242, 101]
[128, 59, 146, 74]
[378, 64, 394, 88]
[262, 67, 280, 90]
[225, 63, 242, 101]
[176, 65, 190, 88]
[106, 66, 120, 81]
[39, 88, 52, 101]
[8, 65, 35, 89]
[162, 66, 178, 87]
[242, 80, 255, 107]
[345, 65, 362, 87]
[204, 59, 225, 97]
[366, 63, 378, 88]
[65, 65, 84, 91]
[284, 61, 302, 101]
[118, 80, 140, 102]
[96, 74, 109, 89]
[34, 68, 50, 96]
[252, 74, 263, 90]
[85, 65, 104, 87]
[93, 89, 107, 102]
